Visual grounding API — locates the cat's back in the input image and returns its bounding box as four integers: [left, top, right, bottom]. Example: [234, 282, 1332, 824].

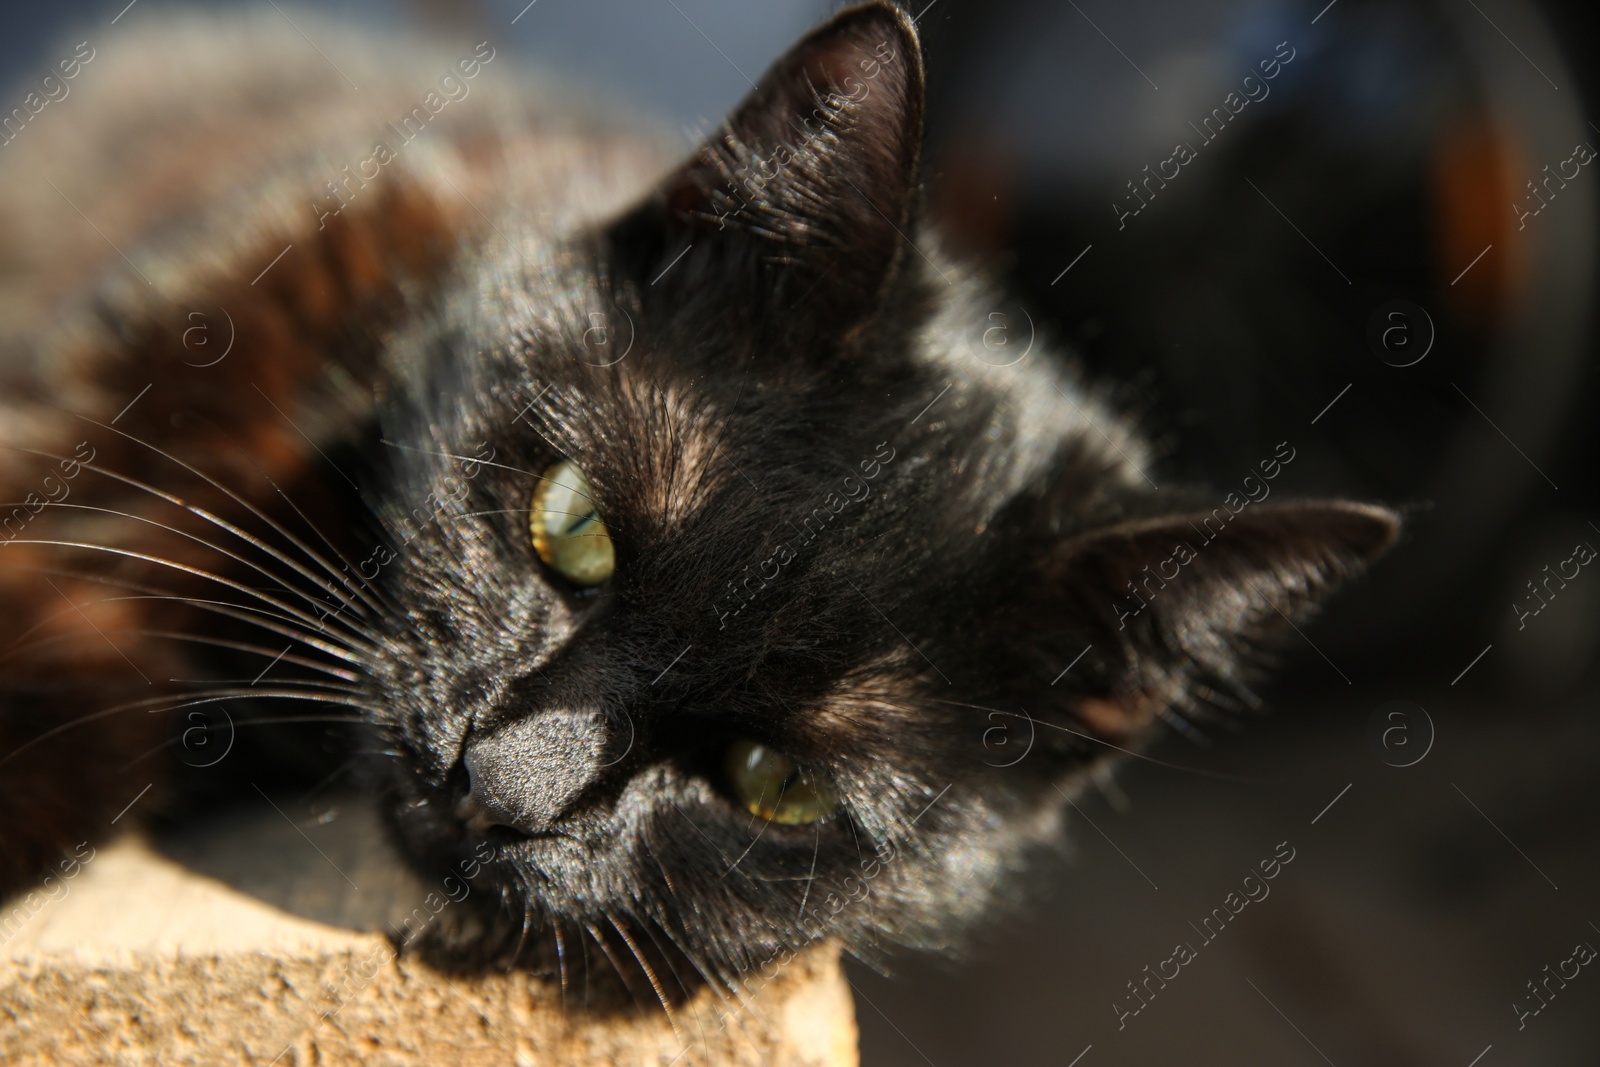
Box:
[0, 12, 680, 894]
[0, 9, 672, 405]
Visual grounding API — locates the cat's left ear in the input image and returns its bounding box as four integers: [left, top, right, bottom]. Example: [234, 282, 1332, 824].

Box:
[605, 1, 924, 331]
[1016, 500, 1401, 739]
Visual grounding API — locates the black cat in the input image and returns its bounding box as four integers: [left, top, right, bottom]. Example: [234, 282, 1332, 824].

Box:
[0, 1, 1395, 1006]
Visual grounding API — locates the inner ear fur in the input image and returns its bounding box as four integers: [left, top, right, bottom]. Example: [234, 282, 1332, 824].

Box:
[1036, 500, 1400, 737]
[604, 2, 925, 333]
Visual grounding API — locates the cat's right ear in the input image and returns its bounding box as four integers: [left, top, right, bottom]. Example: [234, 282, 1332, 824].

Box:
[603, 2, 924, 337]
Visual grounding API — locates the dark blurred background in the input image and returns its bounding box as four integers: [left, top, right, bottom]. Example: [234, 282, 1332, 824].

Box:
[5, 0, 1597, 1062]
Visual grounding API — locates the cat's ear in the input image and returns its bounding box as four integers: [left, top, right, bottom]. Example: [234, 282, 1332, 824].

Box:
[1026, 500, 1400, 738]
[605, 1, 924, 331]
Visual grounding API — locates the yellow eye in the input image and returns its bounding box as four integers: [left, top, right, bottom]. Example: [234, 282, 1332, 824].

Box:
[530, 460, 615, 587]
[724, 739, 840, 825]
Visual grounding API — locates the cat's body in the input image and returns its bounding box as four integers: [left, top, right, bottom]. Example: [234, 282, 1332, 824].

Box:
[0, 13, 650, 894]
[0, 3, 1396, 1006]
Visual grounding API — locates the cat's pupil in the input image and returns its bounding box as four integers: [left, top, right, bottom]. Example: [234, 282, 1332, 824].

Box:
[529, 460, 615, 586]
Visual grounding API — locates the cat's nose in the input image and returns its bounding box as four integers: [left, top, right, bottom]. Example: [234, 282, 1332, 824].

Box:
[461, 708, 607, 835]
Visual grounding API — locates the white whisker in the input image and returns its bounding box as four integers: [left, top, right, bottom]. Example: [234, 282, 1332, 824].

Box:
[4, 499, 375, 645]
[54, 415, 385, 623]
[7, 539, 377, 656]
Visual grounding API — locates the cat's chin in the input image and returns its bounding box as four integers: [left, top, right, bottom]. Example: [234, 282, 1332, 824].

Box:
[399, 904, 715, 1014]
[386, 836, 733, 1013]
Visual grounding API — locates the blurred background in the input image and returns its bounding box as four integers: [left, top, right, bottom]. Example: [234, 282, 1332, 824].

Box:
[4, 0, 1597, 1062]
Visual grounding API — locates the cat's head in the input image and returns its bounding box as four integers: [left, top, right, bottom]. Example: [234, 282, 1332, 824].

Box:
[366, 1, 1398, 994]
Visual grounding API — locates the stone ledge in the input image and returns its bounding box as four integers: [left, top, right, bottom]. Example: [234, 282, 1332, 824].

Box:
[0, 812, 856, 1067]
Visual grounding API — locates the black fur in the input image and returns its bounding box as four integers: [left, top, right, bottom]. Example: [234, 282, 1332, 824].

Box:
[356, 2, 1398, 1005]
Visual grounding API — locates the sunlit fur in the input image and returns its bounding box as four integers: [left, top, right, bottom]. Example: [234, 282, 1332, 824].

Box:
[0, 2, 1397, 1013]
[361, 2, 1398, 1004]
